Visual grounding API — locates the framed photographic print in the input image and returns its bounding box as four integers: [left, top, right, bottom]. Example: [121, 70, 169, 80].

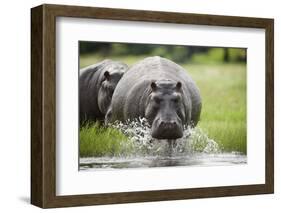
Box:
[31, 4, 274, 208]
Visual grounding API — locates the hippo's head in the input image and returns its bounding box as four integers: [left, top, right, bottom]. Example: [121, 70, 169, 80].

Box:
[145, 79, 188, 139]
[98, 63, 128, 114]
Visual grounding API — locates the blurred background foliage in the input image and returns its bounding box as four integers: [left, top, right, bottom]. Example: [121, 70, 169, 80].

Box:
[79, 42, 246, 66]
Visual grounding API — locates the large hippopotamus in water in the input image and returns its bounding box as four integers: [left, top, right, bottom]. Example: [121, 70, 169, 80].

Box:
[106, 56, 201, 139]
[79, 59, 128, 124]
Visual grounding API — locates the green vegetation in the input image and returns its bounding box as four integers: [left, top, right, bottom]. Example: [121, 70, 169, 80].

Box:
[186, 64, 246, 153]
[80, 54, 146, 68]
[80, 122, 133, 157]
[80, 47, 246, 69]
[80, 42, 246, 64]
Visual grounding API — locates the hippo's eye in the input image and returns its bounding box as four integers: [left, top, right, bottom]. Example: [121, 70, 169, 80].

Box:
[172, 97, 180, 103]
[154, 97, 162, 104]
[109, 89, 114, 95]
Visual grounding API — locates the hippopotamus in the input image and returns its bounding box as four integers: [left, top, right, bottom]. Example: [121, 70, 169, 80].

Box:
[106, 56, 201, 139]
[79, 59, 128, 124]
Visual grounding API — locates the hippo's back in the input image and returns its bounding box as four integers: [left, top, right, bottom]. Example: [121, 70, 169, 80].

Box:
[110, 56, 201, 124]
[115, 56, 197, 89]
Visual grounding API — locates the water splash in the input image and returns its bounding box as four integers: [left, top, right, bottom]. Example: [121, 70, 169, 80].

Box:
[109, 118, 221, 157]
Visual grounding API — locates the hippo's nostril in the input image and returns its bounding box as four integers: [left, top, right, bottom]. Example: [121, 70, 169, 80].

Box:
[159, 120, 177, 128]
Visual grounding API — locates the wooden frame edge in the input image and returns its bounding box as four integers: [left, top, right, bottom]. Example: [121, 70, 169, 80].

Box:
[265, 19, 274, 194]
[44, 184, 271, 208]
[31, 5, 44, 208]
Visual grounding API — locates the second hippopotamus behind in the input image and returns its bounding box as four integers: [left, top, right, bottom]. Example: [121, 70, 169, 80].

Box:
[80, 59, 128, 124]
[106, 56, 202, 139]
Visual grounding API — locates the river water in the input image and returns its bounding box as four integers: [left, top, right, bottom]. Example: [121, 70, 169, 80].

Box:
[79, 118, 247, 171]
[80, 153, 246, 171]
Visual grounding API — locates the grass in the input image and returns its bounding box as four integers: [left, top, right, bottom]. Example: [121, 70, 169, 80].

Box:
[79, 122, 133, 157]
[79, 55, 247, 156]
[186, 64, 246, 153]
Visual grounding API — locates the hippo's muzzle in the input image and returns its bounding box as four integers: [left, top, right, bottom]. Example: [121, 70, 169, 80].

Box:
[151, 119, 183, 139]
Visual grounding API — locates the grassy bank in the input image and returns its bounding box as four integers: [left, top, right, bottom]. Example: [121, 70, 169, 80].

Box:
[79, 55, 246, 156]
[80, 122, 134, 157]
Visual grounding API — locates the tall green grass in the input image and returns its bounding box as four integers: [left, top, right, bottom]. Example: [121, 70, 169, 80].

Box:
[186, 64, 246, 153]
[79, 122, 133, 157]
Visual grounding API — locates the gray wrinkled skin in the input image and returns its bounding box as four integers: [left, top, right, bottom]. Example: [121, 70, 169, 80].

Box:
[106, 56, 201, 139]
[79, 60, 128, 124]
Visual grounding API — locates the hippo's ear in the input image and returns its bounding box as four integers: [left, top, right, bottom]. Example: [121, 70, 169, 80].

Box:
[176, 82, 182, 91]
[150, 82, 157, 91]
[104, 71, 110, 80]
